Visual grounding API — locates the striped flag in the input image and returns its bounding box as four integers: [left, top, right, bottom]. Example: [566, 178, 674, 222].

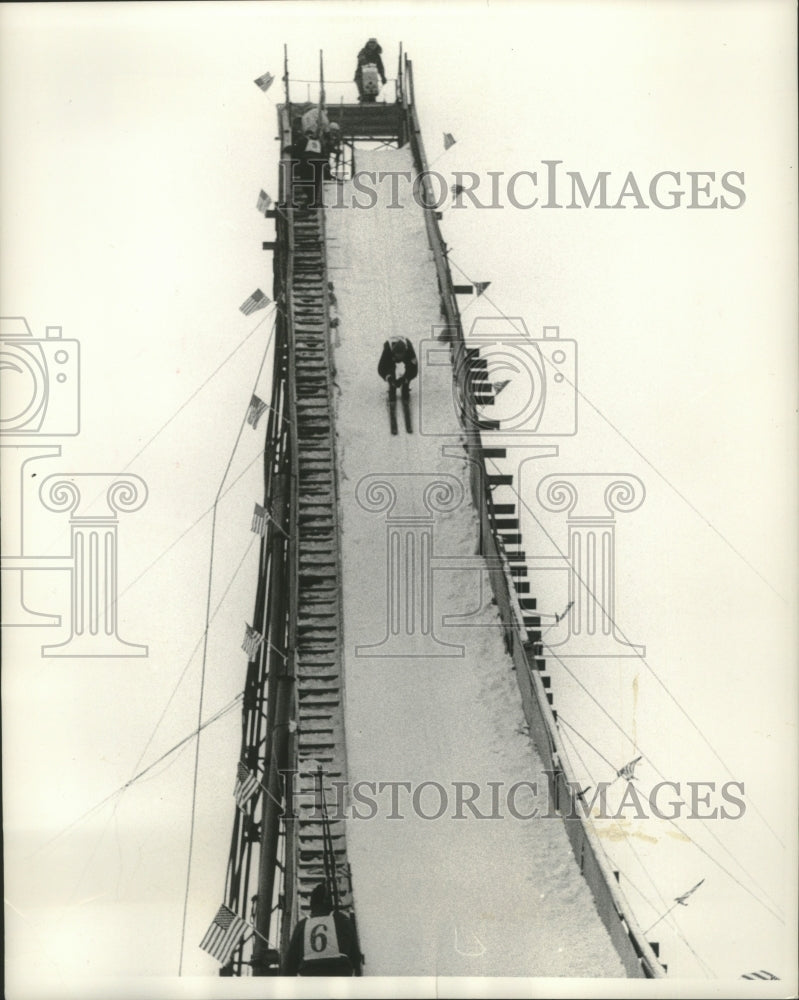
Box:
[200, 904, 249, 965]
[741, 971, 779, 980]
[254, 71, 275, 92]
[256, 190, 272, 214]
[675, 878, 705, 905]
[251, 502, 269, 536]
[246, 394, 268, 428]
[443, 132, 456, 150]
[474, 281, 491, 296]
[616, 755, 642, 781]
[239, 289, 270, 316]
[242, 624, 263, 659]
[234, 761, 260, 811]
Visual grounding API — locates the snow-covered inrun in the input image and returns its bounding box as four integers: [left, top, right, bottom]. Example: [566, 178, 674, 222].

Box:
[324, 148, 625, 977]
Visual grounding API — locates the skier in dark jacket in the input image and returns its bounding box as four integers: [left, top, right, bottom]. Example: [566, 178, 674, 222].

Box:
[283, 128, 328, 206]
[378, 336, 418, 399]
[283, 883, 362, 976]
[354, 38, 387, 101]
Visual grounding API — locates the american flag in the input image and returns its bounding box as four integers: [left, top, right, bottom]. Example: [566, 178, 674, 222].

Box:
[199, 904, 249, 965]
[741, 971, 779, 980]
[616, 755, 642, 781]
[239, 289, 270, 316]
[242, 624, 263, 659]
[234, 761, 260, 811]
[246, 394, 268, 428]
[251, 502, 269, 536]
[256, 190, 272, 214]
[675, 878, 705, 905]
[474, 281, 491, 296]
[254, 71, 275, 92]
[443, 132, 456, 150]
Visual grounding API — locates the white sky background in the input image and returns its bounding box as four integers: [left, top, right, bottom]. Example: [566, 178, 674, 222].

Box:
[1, 1, 797, 998]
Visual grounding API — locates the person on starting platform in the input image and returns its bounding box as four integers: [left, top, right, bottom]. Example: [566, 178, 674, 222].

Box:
[354, 37, 386, 101]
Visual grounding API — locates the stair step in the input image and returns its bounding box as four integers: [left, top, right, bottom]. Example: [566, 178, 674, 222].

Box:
[491, 503, 516, 515]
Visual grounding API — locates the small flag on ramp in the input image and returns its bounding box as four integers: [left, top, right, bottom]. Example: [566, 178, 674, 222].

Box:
[741, 971, 779, 980]
[443, 132, 457, 150]
[256, 190, 272, 214]
[200, 904, 249, 965]
[234, 762, 260, 811]
[246, 394, 268, 428]
[251, 503, 269, 536]
[675, 879, 705, 905]
[242, 623, 264, 659]
[474, 281, 491, 296]
[240, 289, 270, 316]
[616, 755, 643, 781]
[254, 72, 275, 92]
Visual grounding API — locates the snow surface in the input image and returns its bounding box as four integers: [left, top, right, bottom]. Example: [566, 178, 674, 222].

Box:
[324, 147, 626, 977]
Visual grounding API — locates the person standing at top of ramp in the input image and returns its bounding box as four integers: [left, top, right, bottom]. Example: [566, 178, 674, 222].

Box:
[378, 336, 419, 400]
[354, 37, 387, 102]
[283, 882, 363, 976]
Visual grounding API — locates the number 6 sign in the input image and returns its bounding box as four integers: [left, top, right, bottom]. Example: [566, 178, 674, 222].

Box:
[303, 916, 341, 961]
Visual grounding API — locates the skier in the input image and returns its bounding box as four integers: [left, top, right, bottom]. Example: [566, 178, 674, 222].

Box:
[354, 38, 387, 102]
[283, 882, 362, 976]
[378, 336, 418, 400]
[283, 125, 328, 207]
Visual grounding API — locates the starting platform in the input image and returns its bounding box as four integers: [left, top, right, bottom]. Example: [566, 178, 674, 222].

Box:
[281, 101, 404, 144]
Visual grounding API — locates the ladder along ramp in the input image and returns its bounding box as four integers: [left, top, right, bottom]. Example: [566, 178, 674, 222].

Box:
[325, 147, 626, 977]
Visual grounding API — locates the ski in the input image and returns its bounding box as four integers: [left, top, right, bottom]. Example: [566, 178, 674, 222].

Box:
[401, 393, 413, 433]
[387, 393, 398, 435]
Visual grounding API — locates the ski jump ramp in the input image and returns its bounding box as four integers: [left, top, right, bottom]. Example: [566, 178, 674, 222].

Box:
[238, 57, 666, 979]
